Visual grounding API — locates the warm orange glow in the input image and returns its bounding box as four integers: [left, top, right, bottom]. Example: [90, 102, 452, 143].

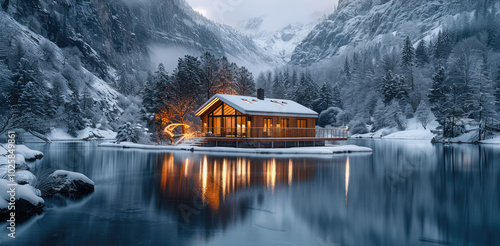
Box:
[163, 123, 201, 145]
[202, 156, 208, 204]
[266, 159, 277, 193]
[183, 159, 190, 177]
[346, 125, 349, 131]
[195, 98, 220, 116]
[160, 154, 174, 192]
[157, 156, 318, 214]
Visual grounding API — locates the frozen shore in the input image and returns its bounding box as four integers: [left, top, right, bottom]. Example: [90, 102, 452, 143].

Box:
[99, 142, 373, 155]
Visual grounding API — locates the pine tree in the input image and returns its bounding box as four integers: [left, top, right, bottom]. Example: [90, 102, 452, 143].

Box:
[401, 36, 415, 67]
[428, 66, 447, 122]
[341, 57, 351, 81]
[235, 67, 255, 96]
[272, 70, 285, 98]
[283, 68, 291, 98]
[382, 70, 407, 104]
[415, 40, 429, 66]
[65, 91, 85, 137]
[434, 30, 452, 61]
[116, 122, 138, 143]
[331, 84, 343, 109]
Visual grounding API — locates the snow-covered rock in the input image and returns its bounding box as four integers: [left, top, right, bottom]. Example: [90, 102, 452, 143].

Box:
[15, 145, 44, 161]
[0, 179, 44, 218]
[48, 170, 95, 194]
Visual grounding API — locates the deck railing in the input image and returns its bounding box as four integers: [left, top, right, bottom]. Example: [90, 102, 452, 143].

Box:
[201, 127, 348, 139]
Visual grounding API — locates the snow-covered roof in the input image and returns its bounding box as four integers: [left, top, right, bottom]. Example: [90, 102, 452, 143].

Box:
[195, 94, 318, 118]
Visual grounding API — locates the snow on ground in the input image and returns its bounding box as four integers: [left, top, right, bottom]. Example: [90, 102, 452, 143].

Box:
[0, 179, 44, 210]
[352, 118, 439, 140]
[47, 127, 117, 141]
[15, 145, 44, 160]
[0, 144, 42, 166]
[99, 142, 372, 155]
[481, 135, 500, 144]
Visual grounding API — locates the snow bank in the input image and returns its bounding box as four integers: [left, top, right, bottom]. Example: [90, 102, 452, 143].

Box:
[352, 118, 439, 140]
[47, 127, 117, 141]
[99, 142, 372, 155]
[15, 145, 44, 160]
[0, 179, 44, 211]
[481, 136, 500, 144]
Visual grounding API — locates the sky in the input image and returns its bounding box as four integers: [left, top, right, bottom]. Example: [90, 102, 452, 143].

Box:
[185, 0, 338, 31]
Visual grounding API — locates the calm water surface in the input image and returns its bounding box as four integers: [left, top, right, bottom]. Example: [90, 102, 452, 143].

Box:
[2, 140, 500, 246]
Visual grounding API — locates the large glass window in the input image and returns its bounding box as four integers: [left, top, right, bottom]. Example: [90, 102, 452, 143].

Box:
[264, 118, 273, 137]
[208, 103, 245, 137]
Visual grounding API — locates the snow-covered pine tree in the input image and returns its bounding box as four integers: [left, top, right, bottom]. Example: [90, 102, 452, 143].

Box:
[116, 122, 138, 143]
[283, 67, 291, 97]
[434, 30, 453, 61]
[235, 66, 255, 96]
[415, 40, 429, 67]
[65, 91, 85, 137]
[313, 82, 333, 113]
[331, 84, 343, 109]
[382, 70, 407, 104]
[428, 65, 448, 134]
[272, 70, 285, 98]
[401, 36, 415, 67]
[341, 57, 351, 82]
[293, 72, 318, 109]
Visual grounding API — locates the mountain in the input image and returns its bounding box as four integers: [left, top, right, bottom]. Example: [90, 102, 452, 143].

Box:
[237, 13, 327, 63]
[0, 0, 280, 136]
[290, 0, 480, 66]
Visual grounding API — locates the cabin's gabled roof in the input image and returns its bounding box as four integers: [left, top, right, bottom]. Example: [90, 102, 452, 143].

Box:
[195, 94, 318, 118]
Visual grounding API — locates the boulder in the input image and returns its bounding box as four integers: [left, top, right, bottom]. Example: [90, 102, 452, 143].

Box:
[0, 179, 44, 219]
[15, 145, 44, 161]
[48, 170, 95, 194]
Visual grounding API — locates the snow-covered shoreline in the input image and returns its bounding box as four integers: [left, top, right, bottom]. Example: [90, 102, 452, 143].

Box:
[350, 118, 500, 145]
[99, 142, 373, 155]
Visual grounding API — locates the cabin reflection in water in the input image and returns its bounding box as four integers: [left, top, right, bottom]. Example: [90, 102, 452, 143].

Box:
[156, 154, 322, 212]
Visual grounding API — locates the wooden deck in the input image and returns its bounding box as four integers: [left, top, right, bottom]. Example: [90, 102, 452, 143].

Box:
[203, 137, 348, 142]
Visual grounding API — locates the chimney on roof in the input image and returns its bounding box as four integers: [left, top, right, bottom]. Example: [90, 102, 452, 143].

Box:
[257, 88, 265, 100]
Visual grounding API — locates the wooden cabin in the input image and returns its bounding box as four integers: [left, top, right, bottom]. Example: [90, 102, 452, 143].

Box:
[194, 89, 347, 147]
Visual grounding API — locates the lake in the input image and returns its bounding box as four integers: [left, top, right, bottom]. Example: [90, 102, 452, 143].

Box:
[2, 140, 500, 246]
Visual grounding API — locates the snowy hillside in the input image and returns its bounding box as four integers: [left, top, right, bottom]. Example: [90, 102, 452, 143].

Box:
[290, 0, 474, 65]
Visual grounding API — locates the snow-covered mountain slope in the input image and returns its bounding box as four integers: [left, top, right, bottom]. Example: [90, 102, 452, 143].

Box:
[0, 13, 122, 120]
[237, 14, 327, 63]
[290, 0, 476, 65]
[2, 0, 280, 88]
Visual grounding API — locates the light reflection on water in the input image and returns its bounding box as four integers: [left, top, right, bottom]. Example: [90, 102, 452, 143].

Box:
[1, 140, 499, 246]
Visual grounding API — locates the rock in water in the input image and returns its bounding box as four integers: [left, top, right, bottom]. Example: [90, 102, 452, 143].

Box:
[49, 170, 95, 194]
[0, 179, 44, 219]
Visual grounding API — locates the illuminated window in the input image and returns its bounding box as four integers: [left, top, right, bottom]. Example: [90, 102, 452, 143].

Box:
[297, 119, 307, 128]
